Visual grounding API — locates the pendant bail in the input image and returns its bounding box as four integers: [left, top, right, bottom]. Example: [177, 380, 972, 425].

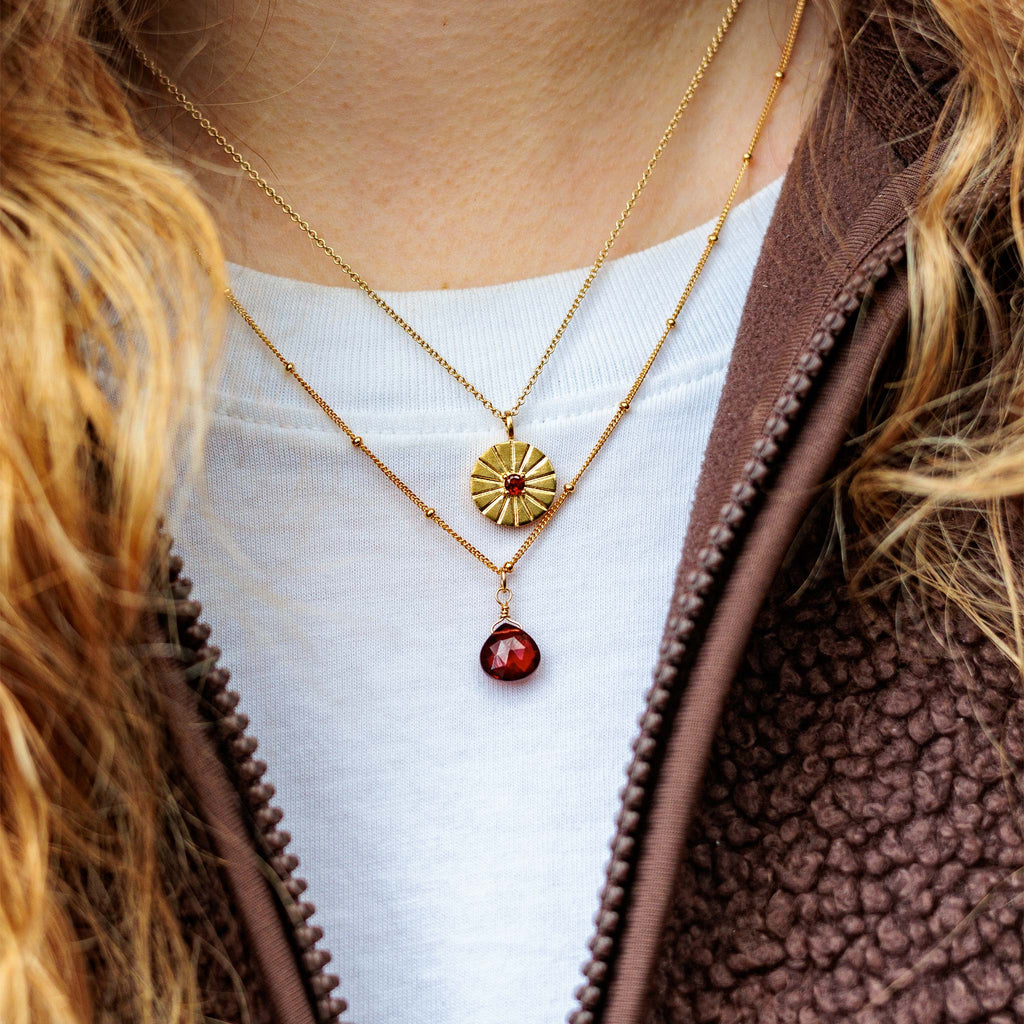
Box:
[496, 571, 513, 620]
[504, 413, 515, 440]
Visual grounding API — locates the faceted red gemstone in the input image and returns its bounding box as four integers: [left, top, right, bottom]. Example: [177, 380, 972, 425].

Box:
[503, 473, 527, 496]
[480, 622, 541, 682]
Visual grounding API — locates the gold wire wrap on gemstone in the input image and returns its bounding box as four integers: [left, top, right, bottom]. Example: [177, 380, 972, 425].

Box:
[471, 441, 557, 526]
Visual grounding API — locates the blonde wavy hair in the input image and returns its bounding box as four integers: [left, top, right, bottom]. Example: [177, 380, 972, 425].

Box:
[1, 0, 1022, 1021]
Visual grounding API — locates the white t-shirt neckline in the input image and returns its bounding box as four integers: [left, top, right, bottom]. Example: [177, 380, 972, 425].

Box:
[218, 176, 784, 428]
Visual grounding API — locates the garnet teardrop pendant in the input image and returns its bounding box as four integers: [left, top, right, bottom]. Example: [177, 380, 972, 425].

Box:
[480, 621, 541, 682]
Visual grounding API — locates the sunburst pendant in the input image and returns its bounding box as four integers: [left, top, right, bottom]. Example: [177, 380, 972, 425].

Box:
[470, 439, 556, 526]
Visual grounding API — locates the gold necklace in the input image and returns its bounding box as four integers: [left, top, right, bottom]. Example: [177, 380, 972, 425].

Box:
[218, 0, 806, 682]
[137, 0, 748, 529]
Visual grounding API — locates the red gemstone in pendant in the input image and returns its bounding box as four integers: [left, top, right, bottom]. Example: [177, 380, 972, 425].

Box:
[503, 473, 527, 496]
[480, 622, 541, 681]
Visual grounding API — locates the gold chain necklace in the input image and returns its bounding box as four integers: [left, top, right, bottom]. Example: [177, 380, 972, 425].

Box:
[138, 0, 749, 529]
[211, 0, 806, 682]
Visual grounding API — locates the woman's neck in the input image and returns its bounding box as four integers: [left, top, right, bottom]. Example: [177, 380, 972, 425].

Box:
[142, 0, 827, 289]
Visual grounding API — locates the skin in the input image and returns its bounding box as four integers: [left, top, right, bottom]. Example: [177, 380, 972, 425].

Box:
[142, 1, 830, 290]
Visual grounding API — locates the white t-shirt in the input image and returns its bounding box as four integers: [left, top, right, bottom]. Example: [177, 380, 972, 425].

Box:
[170, 176, 782, 1024]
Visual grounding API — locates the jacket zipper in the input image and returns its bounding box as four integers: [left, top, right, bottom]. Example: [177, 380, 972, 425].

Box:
[159, 226, 907, 1024]
[158, 574, 348, 1024]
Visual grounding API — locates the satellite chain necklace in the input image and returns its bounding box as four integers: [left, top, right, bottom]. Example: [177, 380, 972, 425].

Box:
[139, 0, 746, 529]
[143, 0, 805, 680]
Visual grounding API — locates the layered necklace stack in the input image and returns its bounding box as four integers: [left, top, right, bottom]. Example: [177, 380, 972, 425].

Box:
[141, 0, 806, 682]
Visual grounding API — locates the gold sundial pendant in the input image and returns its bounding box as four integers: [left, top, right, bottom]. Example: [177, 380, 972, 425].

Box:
[470, 439, 556, 527]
